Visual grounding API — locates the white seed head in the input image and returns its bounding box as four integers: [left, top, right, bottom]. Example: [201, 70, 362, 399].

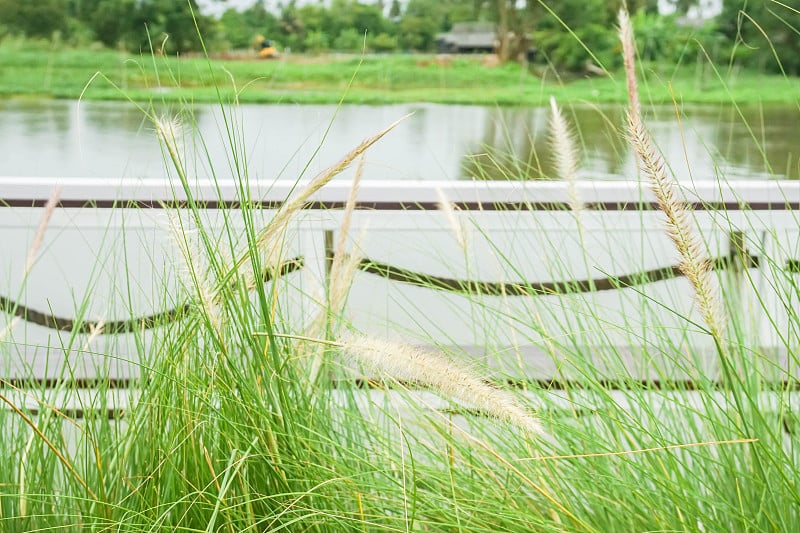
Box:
[342, 336, 542, 435]
[548, 97, 584, 215]
[436, 187, 469, 250]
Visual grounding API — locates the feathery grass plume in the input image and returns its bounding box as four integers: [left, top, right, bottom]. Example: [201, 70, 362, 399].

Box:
[255, 115, 408, 252]
[234, 115, 408, 293]
[155, 115, 188, 182]
[167, 212, 224, 339]
[548, 97, 584, 215]
[157, 115, 234, 337]
[81, 320, 105, 354]
[618, 9, 640, 125]
[342, 336, 542, 435]
[436, 187, 469, 250]
[156, 115, 223, 326]
[303, 157, 366, 382]
[328, 155, 366, 318]
[619, 10, 727, 345]
[1, 187, 61, 341]
[24, 186, 61, 274]
[628, 117, 727, 342]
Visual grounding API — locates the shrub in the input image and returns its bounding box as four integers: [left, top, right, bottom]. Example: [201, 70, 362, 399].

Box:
[333, 28, 364, 52]
[370, 32, 398, 53]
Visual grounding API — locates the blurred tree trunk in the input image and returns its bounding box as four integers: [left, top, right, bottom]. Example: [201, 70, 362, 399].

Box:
[496, 0, 511, 62]
[495, 0, 537, 63]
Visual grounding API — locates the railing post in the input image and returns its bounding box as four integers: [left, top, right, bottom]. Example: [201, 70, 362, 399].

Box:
[323, 228, 335, 342]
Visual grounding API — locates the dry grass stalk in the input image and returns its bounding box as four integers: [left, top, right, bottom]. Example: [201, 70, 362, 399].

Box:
[342, 336, 542, 435]
[155, 115, 188, 183]
[618, 9, 640, 125]
[328, 155, 366, 316]
[18, 432, 35, 518]
[436, 187, 469, 250]
[303, 158, 367, 383]
[548, 97, 584, 215]
[25, 187, 61, 275]
[255, 116, 408, 252]
[234, 116, 407, 293]
[619, 10, 727, 344]
[81, 320, 106, 353]
[1, 187, 61, 341]
[158, 117, 227, 334]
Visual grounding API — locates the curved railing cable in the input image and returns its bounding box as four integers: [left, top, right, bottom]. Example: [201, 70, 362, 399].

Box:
[0, 257, 304, 333]
[357, 254, 760, 296]
[0, 246, 768, 332]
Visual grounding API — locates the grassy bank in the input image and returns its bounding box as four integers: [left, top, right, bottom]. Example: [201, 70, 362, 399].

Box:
[1, 41, 800, 105]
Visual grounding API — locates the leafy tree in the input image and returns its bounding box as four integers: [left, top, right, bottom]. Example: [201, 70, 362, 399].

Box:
[632, 11, 680, 61]
[495, 0, 541, 63]
[334, 0, 389, 38]
[397, 15, 438, 51]
[719, 0, 800, 74]
[628, 0, 660, 14]
[0, 0, 70, 38]
[278, 0, 306, 50]
[304, 29, 329, 54]
[83, 0, 139, 48]
[243, 1, 279, 38]
[533, 0, 617, 71]
[332, 27, 364, 52]
[395, 0, 480, 51]
[219, 9, 251, 48]
[297, 4, 336, 36]
[63, 0, 209, 52]
[370, 31, 398, 52]
[388, 0, 402, 22]
[137, 1, 210, 53]
[218, 6, 278, 50]
[404, 0, 482, 30]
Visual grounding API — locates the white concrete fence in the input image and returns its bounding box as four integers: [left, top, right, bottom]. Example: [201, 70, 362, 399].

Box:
[1, 177, 799, 394]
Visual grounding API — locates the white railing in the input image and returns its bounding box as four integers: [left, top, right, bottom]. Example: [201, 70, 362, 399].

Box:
[1, 177, 799, 391]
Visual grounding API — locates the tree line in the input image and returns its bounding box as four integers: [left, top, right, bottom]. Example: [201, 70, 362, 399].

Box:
[1, 0, 799, 74]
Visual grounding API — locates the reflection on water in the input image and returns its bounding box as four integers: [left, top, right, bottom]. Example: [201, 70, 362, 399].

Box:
[0, 99, 797, 181]
[463, 104, 800, 180]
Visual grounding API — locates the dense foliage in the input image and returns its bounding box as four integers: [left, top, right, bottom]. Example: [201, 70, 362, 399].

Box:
[719, 0, 800, 75]
[0, 0, 799, 74]
[0, 0, 211, 53]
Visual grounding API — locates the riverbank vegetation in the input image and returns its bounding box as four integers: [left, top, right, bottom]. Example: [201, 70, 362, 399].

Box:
[1, 1, 800, 105]
[1, 1, 797, 72]
[2, 43, 799, 105]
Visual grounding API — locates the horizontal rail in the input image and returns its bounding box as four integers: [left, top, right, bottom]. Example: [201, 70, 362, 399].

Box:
[4, 379, 800, 422]
[1, 178, 799, 211]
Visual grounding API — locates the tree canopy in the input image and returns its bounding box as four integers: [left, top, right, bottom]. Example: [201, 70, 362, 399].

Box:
[1, 0, 799, 76]
[719, 0, 800, 74]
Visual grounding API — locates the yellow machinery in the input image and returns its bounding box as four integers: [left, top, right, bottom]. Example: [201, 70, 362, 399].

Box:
[254, 35, 278, 59]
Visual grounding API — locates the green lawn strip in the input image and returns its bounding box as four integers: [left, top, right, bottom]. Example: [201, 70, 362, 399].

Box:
[1, 47, 799, 105]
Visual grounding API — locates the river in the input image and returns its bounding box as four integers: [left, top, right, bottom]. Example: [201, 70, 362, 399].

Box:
[1, 99, 797, 181]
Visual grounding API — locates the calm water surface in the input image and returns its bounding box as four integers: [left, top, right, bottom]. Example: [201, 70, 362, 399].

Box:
[1, 99, 798, 181]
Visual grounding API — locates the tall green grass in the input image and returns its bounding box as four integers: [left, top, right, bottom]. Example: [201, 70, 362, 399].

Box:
[2, 8, 800, 532]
